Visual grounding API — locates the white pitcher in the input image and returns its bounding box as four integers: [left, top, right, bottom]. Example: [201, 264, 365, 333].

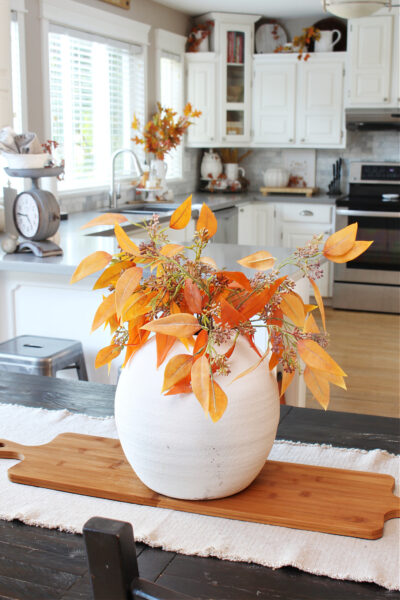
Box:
[224, 163, 245, 183]
[315, 30, 341, 53]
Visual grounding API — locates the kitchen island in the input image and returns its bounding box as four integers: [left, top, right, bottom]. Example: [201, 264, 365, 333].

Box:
[0, 371, 399, 600]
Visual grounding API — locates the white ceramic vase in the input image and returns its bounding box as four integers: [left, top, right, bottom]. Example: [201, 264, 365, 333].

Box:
[115, 335, 280, 500]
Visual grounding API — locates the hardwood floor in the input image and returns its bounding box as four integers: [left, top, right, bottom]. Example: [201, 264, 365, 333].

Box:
[305, 308, 400, 418]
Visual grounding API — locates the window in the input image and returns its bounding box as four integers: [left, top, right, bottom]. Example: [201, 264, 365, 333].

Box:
[48, 25, 145, 191]
[156, 30, 186, 181]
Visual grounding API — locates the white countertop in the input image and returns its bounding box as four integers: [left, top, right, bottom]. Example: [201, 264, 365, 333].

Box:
[0, 191, 332, 279]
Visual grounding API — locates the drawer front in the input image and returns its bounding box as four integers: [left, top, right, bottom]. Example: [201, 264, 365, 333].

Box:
[282, 204, 332, 224]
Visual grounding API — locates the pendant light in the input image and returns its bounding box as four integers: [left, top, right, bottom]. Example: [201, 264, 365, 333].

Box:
[322, 0, 392, 18]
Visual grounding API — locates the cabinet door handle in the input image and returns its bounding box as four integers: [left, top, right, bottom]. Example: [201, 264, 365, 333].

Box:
[383, 97, 388, 102]
[299, 209, 313, 216]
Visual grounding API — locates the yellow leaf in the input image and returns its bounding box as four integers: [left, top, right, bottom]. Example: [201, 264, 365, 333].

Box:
[196, 203, 218, 239]
[279, 292, 306, 328]
[80, 213, 128, 230]
[114, 223, 140, 255]
[92, 292, 116, 332]
[280, 370, 295, 397]
[122, 292, 151, 322]
[93, 260, 135, 290]
[199, 256, 217, 270]
[95, 344, 122, 369]
[162, 354, 193, 392]
[304, 313, 320, 334]
[304, 304, 317, 314]
[209, 380, 228, 422]
[169, 195, 192, 230]
[309, 278, 326, 332]
[323, 223, 358, 257]
[115, 267, 143, 318]
[304, 366, 330, 410]
[325, 240, 373, 264]
[191, 355, 211, 415]
[160, 243, 184, 257]
[311, 368, 347, 390]
[298, 339, 346, 377]
[237, 250, 276, 271]
[70, 251, 112, 284]
[141, 313, 201, 337]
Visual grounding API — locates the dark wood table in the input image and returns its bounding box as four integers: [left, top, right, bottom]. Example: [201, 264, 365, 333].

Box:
[0, 372, 399, 600]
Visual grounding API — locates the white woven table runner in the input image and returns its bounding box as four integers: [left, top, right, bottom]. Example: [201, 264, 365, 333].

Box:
[0, 402, 399, 591]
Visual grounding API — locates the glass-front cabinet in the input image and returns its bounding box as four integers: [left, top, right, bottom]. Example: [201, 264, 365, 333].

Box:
[186, 13, 259, 147]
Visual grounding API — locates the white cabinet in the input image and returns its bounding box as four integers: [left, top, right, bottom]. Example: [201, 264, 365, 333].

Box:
[253, 54, 346, 148]
[275, 203, 334, 297]
[238, 202, 275, 246]
[347, 13, 399, 107]
[186, 54, 217, 146]
[252, 60, 296, 145]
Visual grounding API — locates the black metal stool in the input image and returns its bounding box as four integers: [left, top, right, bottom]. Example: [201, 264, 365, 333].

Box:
[0, 335, 88, 380]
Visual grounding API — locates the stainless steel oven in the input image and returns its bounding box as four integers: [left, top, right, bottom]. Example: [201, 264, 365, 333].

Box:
[333, 162, 400, 314]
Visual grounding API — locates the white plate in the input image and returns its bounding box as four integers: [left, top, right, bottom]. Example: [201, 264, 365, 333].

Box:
[255, 24, 287, 54]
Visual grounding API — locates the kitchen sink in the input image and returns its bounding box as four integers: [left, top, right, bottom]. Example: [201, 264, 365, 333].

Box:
[99, 203, 179, 214]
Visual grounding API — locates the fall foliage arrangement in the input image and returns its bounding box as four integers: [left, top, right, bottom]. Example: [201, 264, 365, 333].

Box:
[131, 103, 201, 160]
[71, 198, 372, 422]
[275, 26, 321, 61]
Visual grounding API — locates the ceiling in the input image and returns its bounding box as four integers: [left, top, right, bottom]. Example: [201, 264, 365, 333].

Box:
[155, 0, 326, 18]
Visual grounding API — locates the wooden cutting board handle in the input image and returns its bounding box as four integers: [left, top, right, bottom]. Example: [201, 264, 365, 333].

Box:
[385, 494, 400, 521]
[0, 439, 26, 460]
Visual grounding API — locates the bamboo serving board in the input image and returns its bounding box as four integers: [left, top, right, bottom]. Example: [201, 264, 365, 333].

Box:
[1, 433, 399, 539]
[260, 186, 318, 197]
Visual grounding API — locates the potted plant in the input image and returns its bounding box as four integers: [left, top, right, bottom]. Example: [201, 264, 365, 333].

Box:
[275, 26, 321, 61]
[71, 198, 372, 500]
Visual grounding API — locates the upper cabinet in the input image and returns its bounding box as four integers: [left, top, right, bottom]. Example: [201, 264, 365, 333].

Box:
[253, 54, 346, 148]
[186, 12, 259, 147]
[346, 11, 399, 107]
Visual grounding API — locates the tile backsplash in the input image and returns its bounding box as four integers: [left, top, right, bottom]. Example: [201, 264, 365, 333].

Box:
[240, 130, 400, 194]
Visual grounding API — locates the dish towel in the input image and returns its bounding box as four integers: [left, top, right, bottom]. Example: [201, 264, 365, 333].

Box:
[0, 402, 399, 591]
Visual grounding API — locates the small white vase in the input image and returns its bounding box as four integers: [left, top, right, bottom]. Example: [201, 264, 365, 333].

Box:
[150, 158, 168, 191]
[115, 335, 280, 500]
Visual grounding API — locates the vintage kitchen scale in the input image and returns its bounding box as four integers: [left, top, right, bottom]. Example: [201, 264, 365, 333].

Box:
[1, 166, 64, 257]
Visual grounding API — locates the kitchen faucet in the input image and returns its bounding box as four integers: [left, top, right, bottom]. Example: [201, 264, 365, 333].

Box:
[110, 149, 143, 209]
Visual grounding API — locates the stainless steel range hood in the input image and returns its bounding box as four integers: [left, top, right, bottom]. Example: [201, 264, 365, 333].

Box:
[346, 108, 400, 131]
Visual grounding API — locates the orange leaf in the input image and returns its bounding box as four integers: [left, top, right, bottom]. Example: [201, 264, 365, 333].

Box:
[156, 333, 176, 368]
[80, 213, 128, 230]
[93, 260, 135, 290]
[209, 380, 228, 422]
[267, 307, 283, 327]
[279, 291, 306, 328]
[325, 240, 373, 264]
[193, 330, 208, 359]
[92, 292, 116, 332]
[218, 297, 242, 327]
[224, 339, 236, 359]
[184, 279, 203, 314]
[122, 292, 152, 322]
[309, 278, 326, 332]
[141, 313, 201, 337]
[323, 223, 357, 257]
[191, 355, 211, 414]
[114, 223, 140, 255]
[162, 354, 193, 392]
[304, 313, 320, 334]
[298, 339, 346, 377]
[160, 243, 184, 257]
[217, 271, 252, 291]
[237, 250, 276, 271]
[169, 195, 192, 230]
[123, 320, 150, 367]
[280, 371, 295, 397]
[269, 351, 281, 371]
[95, 344, 122, 369]
[115, 267, 143, 318]
[70, 251, 112, 284]
[304, 366, 330, 410]
[164, 376, 192, 395]
[199, 256, 217, 270]
[237, 277, 286, 321]
[196, 203, 218, 239]
[311, 368, 347, 390]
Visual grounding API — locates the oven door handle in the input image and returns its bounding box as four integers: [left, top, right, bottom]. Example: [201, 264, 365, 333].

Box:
[336, 209, 400, 218]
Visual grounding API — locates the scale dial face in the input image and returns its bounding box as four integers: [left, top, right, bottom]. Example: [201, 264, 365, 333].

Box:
[13, 189, 60, 241]
[13, 193, 40, 239]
